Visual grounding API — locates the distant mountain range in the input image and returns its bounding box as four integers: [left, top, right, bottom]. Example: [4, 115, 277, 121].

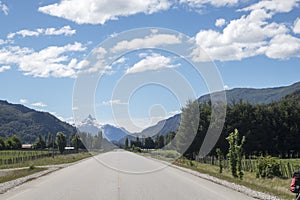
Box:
[0, 81, 299, 145]
[199, 81, 300, 104]
[76, 115, 129, 142]
[0, 100, 76, 143]
[118, 81, 300, 144]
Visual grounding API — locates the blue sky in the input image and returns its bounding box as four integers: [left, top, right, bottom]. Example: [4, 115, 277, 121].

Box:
[0, 0, 299, 132]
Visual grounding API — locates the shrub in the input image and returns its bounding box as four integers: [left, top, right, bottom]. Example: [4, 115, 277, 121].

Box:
[256, 156, 282, 178]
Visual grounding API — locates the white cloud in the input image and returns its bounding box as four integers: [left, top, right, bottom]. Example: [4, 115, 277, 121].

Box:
[215, 18, 226, 27]
[168, 110, 181, 116]
[180, 0, 240, 8]
[0, 39, 7, 45]
[0, 1, 8, 15]
[32, 102, 47, 107]
[8, 30, 40, 39]
[19, 99, 28, 104]
[126, 53, 179, 74]
[192, 0, 300, 61]
[50, 112, 65, 121]
[38, 0, 171, 25]
[0, 42, 86, 78]
[224, 85, 229, 90]
[111, 33, 182, 53]
[264, 34, 300, 59]
[294, 18, 300, 34]
[239, 0, 299, 13]
[44, 25, 76, 36]
[7, 26, 76, 40]
[0, 65, 10, 72]
[111, 57, 126, 66]
[101, 99, 127, 105]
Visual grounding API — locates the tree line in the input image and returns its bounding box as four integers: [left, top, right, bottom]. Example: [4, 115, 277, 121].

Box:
[0, 131, 103, 154]
[124, 132, 176, 151]
[167, 91, 300, 159]
[0, 135, 22, 150]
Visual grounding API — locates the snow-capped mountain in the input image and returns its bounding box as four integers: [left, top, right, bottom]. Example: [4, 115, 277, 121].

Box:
[76, 115, 130, 142]
[76, 114, 102, 136]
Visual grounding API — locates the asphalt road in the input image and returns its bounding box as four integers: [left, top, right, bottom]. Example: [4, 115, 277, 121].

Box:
[0, 150, 256, 200]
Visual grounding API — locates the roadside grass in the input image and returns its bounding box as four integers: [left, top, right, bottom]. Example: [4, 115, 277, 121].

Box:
[140, 149, 180, 161]
[0, 152, 92, 169]
[174, 159, 294, 200]
[0, 167, 47, 183]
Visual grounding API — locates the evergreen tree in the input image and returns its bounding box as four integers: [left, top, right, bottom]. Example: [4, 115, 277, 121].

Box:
[56, 132, 67, 154]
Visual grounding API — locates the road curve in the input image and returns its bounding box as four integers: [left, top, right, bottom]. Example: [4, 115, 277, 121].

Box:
[0, 150, 255, 200]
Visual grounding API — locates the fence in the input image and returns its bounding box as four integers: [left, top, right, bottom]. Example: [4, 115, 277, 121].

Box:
[195, 156, 300, 178]
[0, 150, 58, 166]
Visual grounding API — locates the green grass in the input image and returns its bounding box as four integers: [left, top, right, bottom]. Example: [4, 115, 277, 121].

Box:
[175, 159, 294, 200]
[0, 167, 47, 183]
[0, 152, 92, 169]
[140, 149, 181, 161]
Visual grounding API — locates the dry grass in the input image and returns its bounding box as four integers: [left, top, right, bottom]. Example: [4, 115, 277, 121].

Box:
[0, 167, 47, 183]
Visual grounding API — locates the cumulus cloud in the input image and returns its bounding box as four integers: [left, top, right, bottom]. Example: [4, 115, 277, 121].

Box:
[38, 0, 171, 25]
[0, 65, 10, 72]
[192, 0, 300, 61]
[126, 53, 179, 74]
[19, 99, 28, 104]
[215, 18, 226, 27]
[31, 102, 47, 107]
[7, 26, 76, 40]
[44, 26, 76, 36]
[180, 0, 240, 8]
[264, 34, 300, 59]
[0, 1, 8, 15]
[0, 42, 86, 78]
[111, 33, 182, 53]
[239, 0, 299, 13]
[294, 18, 300, 34]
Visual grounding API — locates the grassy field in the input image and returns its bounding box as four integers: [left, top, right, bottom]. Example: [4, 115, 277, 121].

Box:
[0, 167, 47, 183]
[175, 158, 294, 200]
[0, 151, 92, 169]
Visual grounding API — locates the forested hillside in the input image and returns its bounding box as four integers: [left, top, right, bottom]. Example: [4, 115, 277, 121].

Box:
[177, 90, 300, 159]
[0, 100, 76, 143]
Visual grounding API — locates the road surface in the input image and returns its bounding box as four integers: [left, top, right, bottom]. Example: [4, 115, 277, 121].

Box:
[0, 150, 255, 200]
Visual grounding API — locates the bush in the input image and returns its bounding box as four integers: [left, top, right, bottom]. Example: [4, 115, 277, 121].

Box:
[29, 165, 35, 170]
[132, 145, 141, 153]
[256, 156, 282, 178]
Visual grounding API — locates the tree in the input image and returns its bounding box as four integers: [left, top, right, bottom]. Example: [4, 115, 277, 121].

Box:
[56, 132, 67, 154]
[11, 135, 22, 149]
[155, 135, 165, 149]
[33, 134, 46, 149]
[0, 137, 5, 150]
[71, 134, 83, 152]
[47, 132, 52, 148]
[144, 137, 155, 149]
[216, 148, 223, 174]
[226, 129, 245, 179]
[135, 136, 142, 148]
[125, 138, 129, 149]
[175, 100, 200, 157]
